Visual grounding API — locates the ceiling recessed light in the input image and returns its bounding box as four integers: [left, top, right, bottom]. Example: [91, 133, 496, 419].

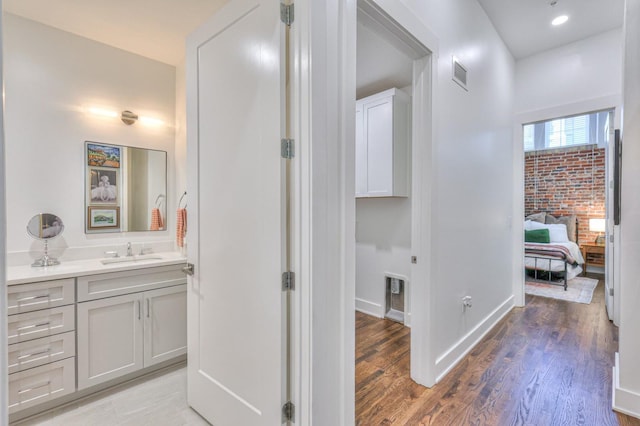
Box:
[552, 15, 569, 26]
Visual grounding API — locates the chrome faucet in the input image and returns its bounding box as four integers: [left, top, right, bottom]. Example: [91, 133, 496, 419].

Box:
[126, 242, 133, 257]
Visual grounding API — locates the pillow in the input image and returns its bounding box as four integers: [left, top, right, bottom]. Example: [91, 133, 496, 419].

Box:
[525, 229, 550, 243]
[545, 214, 577, 243]
[525, 212, 546, 223]
[526, 221, 569, 242]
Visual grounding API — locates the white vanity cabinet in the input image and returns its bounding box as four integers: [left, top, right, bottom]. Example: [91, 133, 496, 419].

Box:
[77, 266, 187, 390]
[355, 88, 410, 198]
[6, 279, 77, 414]
[6, 257, 188, 421]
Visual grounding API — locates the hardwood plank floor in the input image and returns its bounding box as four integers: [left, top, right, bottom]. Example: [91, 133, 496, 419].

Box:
[356, 277, 640, 426]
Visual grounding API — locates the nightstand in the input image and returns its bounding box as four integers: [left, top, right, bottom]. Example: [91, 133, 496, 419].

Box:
[581, 243, 605, 274]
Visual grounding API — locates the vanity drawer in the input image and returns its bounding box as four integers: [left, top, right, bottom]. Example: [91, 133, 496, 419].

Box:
[9, 357, 75, 414]
[77, 265, 186, 302]
[8, 331, 76, 374]
[8, 278, 75, 315]
[8, 305, 75, 345]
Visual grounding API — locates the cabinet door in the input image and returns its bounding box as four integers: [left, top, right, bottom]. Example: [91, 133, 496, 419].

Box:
[77, 293, 143, 390]
[143, 284, 187, 367]
[364, 96, 394, 196]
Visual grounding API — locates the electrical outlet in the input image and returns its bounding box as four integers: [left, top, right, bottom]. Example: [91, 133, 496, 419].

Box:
[462, 296, 472, 311]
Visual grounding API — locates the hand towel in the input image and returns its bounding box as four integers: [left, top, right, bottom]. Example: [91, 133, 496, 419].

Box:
[177, 208, 187, 248]
[150, 208, 163, 231]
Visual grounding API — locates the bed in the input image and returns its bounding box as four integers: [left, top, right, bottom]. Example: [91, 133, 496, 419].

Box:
[524, 213, 585, 291]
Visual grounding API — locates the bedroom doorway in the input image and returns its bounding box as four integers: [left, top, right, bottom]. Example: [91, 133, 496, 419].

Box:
[353, 0, 437, 407]
[521, 108, 616, 320]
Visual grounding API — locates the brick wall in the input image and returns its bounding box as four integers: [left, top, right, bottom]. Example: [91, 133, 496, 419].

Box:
[524, 145, 606, 244]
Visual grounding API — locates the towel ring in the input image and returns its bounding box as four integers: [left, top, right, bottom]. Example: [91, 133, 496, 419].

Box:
[179, 191, 187, 209]
[154, 194, 165, 208]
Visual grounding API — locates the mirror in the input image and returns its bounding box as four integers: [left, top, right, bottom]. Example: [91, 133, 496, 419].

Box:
[85, 141, 167, 233]
[27, 213, 64, 267]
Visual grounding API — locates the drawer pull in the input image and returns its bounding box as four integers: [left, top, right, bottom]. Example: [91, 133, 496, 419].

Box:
[17, 322, 51, 332]
[16, 294, 50, 303]
[18, 381, 51, 394]
[17, 348, 51, 360]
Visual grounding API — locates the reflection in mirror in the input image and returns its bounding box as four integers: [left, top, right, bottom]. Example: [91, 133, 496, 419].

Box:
[85, 142, 167, 233]
[27, 213, 64, 267]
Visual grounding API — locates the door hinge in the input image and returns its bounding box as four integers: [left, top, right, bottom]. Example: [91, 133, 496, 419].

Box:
[280, 3, 294, 26]
[609, 287, 614, 296]
[610, 234, 614, 243]
[282, 401, 295, 423]
[411, 256, 417, 264]
[281, 139, 295, 159]
[282, 271, 295, 291]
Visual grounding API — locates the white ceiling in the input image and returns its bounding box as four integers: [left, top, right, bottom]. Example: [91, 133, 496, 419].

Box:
[3, 0, 229, 66]
[477, 0, 625, 59]
[3, 0, 625, 67]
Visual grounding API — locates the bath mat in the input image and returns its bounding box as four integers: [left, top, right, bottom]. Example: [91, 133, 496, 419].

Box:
[525, 276, 598, 304]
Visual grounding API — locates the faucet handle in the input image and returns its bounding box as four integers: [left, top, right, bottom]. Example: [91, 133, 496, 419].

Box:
[104, 251, 119, 258]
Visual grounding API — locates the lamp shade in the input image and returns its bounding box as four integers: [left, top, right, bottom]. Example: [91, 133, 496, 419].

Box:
[589, 218, 606, 233]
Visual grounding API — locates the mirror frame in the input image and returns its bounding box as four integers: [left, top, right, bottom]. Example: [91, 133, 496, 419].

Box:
[84, 141, 167, 234]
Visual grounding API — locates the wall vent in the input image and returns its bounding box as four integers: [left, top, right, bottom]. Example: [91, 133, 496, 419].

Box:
[452, 57, 468, 91]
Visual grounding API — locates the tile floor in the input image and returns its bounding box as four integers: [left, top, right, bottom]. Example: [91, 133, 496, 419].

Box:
[14, 365, 209, 426]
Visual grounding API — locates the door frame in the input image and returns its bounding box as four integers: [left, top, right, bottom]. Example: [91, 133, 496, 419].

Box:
[512, 95, 622, 320]
[351, 0, 439, 388]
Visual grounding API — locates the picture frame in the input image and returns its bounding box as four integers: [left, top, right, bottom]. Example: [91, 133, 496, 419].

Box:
[87, 142, 121, 168]
[88, 168, 118, 204]
[87, 206, 120, 230]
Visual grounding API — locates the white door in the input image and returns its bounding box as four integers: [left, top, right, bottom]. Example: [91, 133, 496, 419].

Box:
[186, 0, 286, 424]
[605, 114, 616, 321]
[77, 293, 144, 390]
[143, 284, 187, 366]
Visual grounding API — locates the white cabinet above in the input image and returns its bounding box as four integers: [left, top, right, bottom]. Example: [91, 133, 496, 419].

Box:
[355, 88, 410, 198]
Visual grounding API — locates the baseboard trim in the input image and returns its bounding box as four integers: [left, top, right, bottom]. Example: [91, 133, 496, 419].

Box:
[613, 353, 640, 419]
[355, 298, 384, 318]
[435, 296, 514, 383]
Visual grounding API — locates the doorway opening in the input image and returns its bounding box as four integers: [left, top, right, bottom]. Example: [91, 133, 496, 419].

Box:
[521, 108, 616, 320]
[353, 2, 436, 420]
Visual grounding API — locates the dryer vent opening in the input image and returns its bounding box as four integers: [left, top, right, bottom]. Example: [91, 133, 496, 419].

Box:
[385, 276, 405, 323]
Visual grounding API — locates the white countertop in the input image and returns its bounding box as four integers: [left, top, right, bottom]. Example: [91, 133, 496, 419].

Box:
[7, 251, 187, 285]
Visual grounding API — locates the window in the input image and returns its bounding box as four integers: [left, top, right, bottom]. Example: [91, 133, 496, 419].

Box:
[523, 110, 612, 152]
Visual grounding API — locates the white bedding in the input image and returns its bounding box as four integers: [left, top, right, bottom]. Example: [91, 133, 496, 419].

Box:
[524, 241, 585, 280]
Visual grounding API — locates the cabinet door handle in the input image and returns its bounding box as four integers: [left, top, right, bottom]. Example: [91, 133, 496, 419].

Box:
[16, 294, 50, 303]
[18, 381, 51, 394]
[17, 321, 51, 332]
[137, 301, 141, 320]
[18, 348, 51, 360]
[146, 299, 150, 318]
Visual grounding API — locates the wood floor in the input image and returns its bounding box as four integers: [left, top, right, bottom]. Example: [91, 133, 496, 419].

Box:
[356, 277, 640, 425]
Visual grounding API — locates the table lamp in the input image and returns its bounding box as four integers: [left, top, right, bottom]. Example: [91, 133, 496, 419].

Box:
[589, 218, 606, 244]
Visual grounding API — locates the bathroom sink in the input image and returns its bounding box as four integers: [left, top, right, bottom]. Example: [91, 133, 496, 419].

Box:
[100, 254, 163, 265]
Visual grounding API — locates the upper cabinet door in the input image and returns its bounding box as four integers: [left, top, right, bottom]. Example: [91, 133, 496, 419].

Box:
[355, 88, 410, 198]
[186, 0, 285, 424]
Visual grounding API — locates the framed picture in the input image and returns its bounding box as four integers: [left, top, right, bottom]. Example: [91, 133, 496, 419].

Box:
[87, 142, 121, 168]
[88, 168, 118, 204]
[88, 206, 120, 230]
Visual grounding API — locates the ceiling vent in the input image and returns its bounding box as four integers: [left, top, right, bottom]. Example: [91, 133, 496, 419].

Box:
[452, 57, 468, 91]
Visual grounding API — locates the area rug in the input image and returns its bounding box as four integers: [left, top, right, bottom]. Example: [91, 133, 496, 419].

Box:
[525, 276, 598, 304]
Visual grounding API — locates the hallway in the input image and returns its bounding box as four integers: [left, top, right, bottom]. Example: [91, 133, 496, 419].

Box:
[356, 277, 640, 425]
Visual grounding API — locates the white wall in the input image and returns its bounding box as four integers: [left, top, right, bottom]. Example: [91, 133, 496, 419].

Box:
[614, 0, 640, 418]
[399, 0, 516, 378]
[515, 29, 623, 115]
[4, 14, 176, 265]
[355, 197, 411, 319]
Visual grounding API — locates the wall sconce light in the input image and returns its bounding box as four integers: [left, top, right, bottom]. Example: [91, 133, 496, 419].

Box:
[87, 106, 164, 127]
[589, 218, 606, 244]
